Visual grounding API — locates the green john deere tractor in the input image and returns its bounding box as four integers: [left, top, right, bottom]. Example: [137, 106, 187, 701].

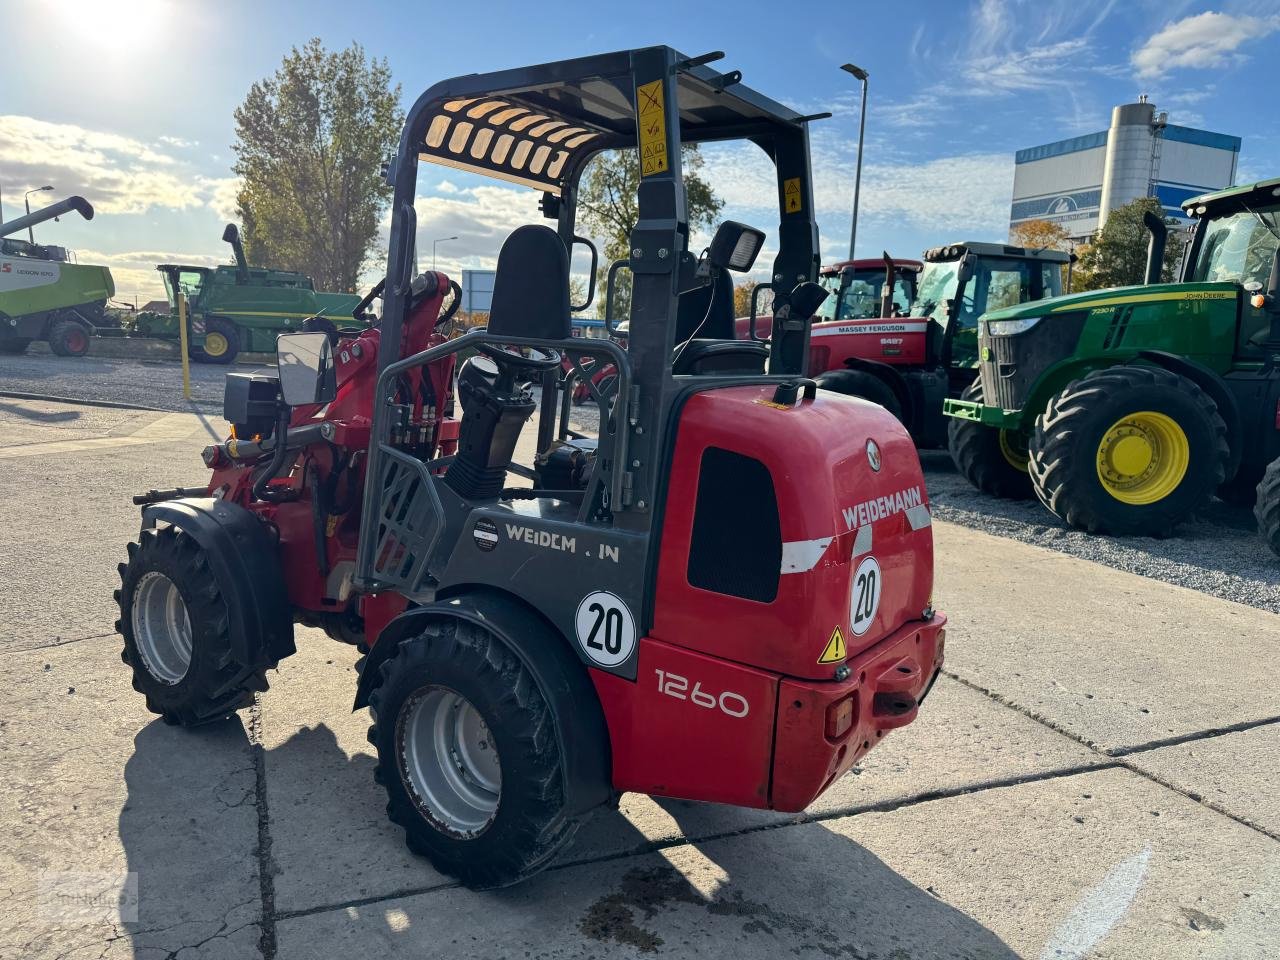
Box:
[0, 196, 115, 357]
[134, 225, 362, 364]
[945, 177, 1280, 555]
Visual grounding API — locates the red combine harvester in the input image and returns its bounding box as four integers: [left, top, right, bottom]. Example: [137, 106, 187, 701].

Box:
[114, 47, 946, 889]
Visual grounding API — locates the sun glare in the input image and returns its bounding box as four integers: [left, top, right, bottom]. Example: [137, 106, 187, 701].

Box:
[55, 0, 169, 48]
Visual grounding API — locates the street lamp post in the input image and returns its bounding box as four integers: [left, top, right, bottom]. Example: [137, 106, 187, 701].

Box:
[24, 185, 54, 242]
[432, 235, 458, 270]
[841, 64, 869, 262]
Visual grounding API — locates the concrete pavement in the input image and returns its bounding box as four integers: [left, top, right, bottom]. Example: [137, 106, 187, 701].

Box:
[1, 397, 1278, 959]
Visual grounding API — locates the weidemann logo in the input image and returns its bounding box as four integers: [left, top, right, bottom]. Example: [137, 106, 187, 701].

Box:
[843, 485, 923, 530]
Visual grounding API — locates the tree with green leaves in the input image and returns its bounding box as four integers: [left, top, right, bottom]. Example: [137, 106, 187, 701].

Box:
[1073, 197, 1187, 292]
[232, 39, 403, 292]
[577, 146, 723, 318]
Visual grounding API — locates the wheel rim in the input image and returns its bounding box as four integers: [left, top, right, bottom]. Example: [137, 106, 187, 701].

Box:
[1096, 411, 1190, 505]
[397, 686, 501, 837]
[998, 430, 1029, 472]
[67, 328, 88, 353]
[204, 331, 229, 357]
[131, 571, 193, 685]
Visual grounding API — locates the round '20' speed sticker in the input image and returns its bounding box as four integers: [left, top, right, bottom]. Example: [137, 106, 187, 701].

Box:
[574, 591, 636, 667]
[850, 556, 882, 637]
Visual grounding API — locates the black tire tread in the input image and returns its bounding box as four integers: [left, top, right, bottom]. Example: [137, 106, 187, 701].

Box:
[48, 317, 90, 357]
[1029, 365, 1228, 535]
[116, 525, 271, 725]
[1256, 456, 1280, 557]
[946, 379, 1034, 499]
[190, 315, 240, 365]
[367, 619, 577, 889]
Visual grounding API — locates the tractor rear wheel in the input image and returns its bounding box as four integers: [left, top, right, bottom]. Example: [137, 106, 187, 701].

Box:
[49, 318, 91, 357]
[1029, 365, 1227, 536]
[115, 525, 272, 725]
[0, 338, 32, 355]
[368, 619, 579, 889]
[1256, 457, 1280, 557]
[817, 368, 904, 423]
[946, 380, 1034, 499]
[191, 316, 240, 365]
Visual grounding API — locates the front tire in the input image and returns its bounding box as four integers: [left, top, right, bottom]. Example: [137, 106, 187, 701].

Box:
[49, 318, 91, 357]
[368, 620, 580, 889]
[115, 525, 272, 725]
[191, 316, 240, 365]
[1256, 457, 1280, 557]
[946, 380, 1034, 499]
[0, 338, 32, 355]
[1029, 365, 1228, 536]
[817, 368, 904, 423]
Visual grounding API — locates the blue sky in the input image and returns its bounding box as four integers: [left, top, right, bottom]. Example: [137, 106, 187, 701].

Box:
[1, 0, 1277, 303]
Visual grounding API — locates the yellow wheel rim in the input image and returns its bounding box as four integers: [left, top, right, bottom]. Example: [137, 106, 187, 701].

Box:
[204, 331, 229, 357]
[998, 430, 1029, 472]
[1095, 411, 1189, 505]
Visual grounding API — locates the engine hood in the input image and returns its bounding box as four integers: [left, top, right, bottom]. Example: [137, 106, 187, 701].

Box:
[980, 281, 1239, 324]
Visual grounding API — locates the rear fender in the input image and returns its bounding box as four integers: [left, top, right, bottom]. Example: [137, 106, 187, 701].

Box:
[840, 356, 915, 425]
[141, 498, 295, 665]
[1137, 350, 1241, 480]
[353, 587, 612, 816]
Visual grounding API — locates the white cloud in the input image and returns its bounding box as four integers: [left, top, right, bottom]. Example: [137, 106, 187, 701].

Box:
[202, 176, 241, 223]
[0, 115, 230, 217]
[1132, 11, 1280, 79]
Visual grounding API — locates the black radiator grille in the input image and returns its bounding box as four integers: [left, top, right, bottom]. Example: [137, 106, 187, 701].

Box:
[981, 312, 1087, 411]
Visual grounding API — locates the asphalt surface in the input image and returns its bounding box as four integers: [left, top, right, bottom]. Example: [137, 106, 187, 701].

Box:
[2, 394, 1278, 960]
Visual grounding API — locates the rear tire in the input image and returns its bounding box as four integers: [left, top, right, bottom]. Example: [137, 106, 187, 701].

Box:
[0, 338, 32, 355]
[115, 526, 272, 725]
[49, 318, 91, 357]
[946, 380, 1034, 499]
[1256, 457, 1280, 557]
[368, 619, 579, 889]
[191, 315, 240, 365]
[817, 368, 904, 423]
[1218, 464, 1262, 507]
[1029, 365, 1227, 536]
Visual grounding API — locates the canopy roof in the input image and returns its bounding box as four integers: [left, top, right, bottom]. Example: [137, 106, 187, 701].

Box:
[408, 48, 813, 195]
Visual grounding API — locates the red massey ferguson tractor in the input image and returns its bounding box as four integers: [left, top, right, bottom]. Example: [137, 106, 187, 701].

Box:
[114, 47, 946, 888]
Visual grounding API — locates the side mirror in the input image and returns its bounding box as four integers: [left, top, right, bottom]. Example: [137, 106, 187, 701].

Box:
[276, 332, 336, 406]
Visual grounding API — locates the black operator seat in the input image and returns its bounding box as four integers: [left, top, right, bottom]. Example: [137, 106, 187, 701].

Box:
[444, 225, 571, 501]
[672, 260, 768, 376]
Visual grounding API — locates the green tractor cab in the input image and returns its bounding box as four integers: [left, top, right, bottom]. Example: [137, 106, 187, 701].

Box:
[0, 195, 115, 357]
[136, 225, 364, 364]
[944, 177, 1280, 552]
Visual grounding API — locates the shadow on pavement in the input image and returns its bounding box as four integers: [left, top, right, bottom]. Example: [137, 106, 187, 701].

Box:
[119, 715, 1017, 958]
[0, 399, 81, 422]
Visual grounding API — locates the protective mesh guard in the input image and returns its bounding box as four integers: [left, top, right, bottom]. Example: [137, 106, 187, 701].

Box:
[369, 449, 444, 593]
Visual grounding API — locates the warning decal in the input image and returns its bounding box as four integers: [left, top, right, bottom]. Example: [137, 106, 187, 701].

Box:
[818, 625, 847, 664]
[636, 80, 668, 177]
[783, 177, 802, 213]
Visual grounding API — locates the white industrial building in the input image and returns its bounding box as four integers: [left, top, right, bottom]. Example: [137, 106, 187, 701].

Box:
[1009, 99, 1240, 242]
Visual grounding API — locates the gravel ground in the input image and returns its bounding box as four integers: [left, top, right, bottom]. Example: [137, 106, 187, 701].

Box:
[920, 449, 1280, 613]
[0, 347, 266, 412]
[3, 350, 1275, 611]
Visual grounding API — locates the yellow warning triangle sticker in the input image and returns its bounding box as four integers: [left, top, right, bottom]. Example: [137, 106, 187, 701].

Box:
[818, 626, 847, 664]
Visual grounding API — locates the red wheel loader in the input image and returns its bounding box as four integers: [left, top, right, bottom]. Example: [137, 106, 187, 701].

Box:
[114, 47, 946, 889]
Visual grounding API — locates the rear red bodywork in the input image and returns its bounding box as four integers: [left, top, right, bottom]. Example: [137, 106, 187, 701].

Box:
[200, 286, 944, 816]
[592, 385, 944, 811]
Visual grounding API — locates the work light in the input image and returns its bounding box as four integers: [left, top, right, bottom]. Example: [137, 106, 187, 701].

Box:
[707, 220, 766, 272]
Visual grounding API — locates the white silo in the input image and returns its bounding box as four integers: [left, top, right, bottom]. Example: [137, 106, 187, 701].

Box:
[1098, 99, 1158, 228]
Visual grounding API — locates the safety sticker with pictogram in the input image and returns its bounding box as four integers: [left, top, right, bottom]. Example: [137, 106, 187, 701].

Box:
[636, 80, 668, 176]
[818, 625, 847, 664]
[784, 177, 802, 213]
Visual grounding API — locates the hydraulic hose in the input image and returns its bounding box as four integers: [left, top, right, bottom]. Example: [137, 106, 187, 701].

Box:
[251, 407, 295, 503]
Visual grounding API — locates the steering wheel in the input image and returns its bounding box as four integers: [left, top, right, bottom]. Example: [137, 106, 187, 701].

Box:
[476, 341, 562, 372]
